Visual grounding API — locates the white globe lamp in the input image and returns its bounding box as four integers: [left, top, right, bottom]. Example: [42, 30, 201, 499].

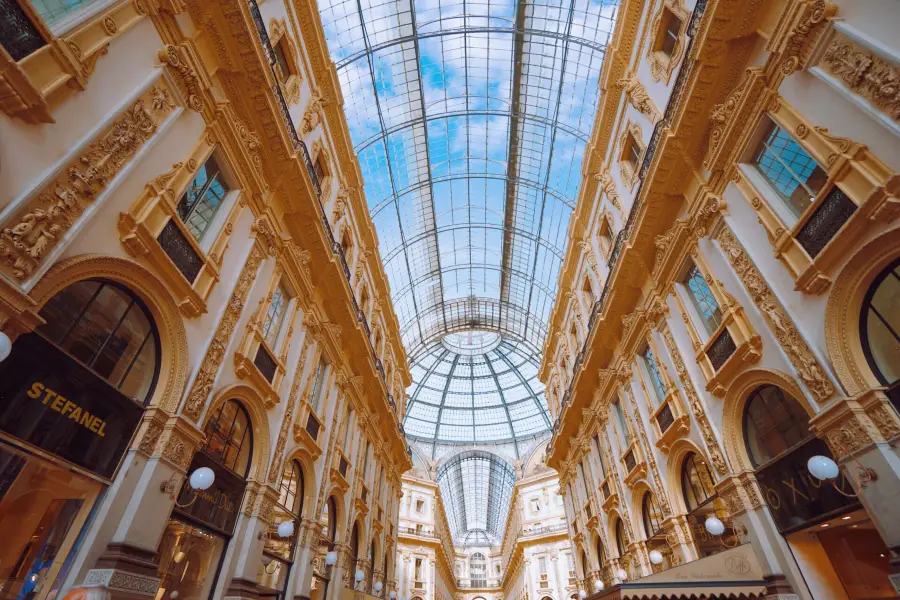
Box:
[593, 580, 604, 592]
[615, 569, 627, 581]
[807, 455, 839, 480]
[355, 570, 365, 583]
[374, 582, 383, 593]
[325, 551, 338, 566]
[277, 520, 294, 538]
[390, 592, 397, 599]
[0, 332, 11, 363]
[578, 590, 587, 599]
[170, 592, 179, 600]
[189, 467, 215, 491]
[705, 516, 726, 536]
[648, 550, 663, 565]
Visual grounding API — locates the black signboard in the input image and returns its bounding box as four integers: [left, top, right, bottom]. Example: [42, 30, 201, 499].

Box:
[0, 333, 144, 479]
[754, 437, 860, 533]
[175, 451, 245, 535]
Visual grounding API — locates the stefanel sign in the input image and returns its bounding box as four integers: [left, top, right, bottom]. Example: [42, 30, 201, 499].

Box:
[754, 437, 859, 533]
[0, 333, 144, 479]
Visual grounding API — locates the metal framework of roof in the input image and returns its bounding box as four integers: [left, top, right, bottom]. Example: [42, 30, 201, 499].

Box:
[316, 0, 618, 447]
[436, 450, 517, 545]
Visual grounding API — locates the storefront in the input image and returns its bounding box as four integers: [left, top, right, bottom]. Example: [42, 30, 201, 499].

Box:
[746, 384, 897, 599]
[155, 400, 252, 600]
[0, 280, 154, 600]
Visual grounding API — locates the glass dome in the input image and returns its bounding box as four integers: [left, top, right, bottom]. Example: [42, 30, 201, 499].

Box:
[404, 332, 551, 445]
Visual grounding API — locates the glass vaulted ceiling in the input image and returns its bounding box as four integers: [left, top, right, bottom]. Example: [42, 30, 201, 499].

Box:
[318, 0, 618, 447]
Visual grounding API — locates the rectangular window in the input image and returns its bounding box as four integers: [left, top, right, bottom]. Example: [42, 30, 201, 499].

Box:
[538, 557, 547, 575]
[261, 283, 289, 348]
[614, 397, 632, 447]
[273, 39, 292, 79]
[416, 499, 425, 513]
[642, 347, 667, 403]
[660, 8, 681, 56]
[343, 408, 354, 448]
[753, 121, 827, 221]
[593, 435, 606, 478]
[309, 357, 328, 411]
[577, 462, 590, 502]
[177, 153, 231, 242]
[682, 262, 723, 337]
[363, 441, 370, 477]
[415, 558, 423, 581]
[30, 0, 101, 29]
[314, 155, 327, 184]
[626, 134, 641, 166]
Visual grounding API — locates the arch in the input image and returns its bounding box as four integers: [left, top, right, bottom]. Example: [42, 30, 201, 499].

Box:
[349, 520, 362, 577]
[580, 548, 590, 578]
[29, 255, 188, 413]
[204, 384, 271, 481]
[323, 494, 341, 543]
[282, 447, 318, 519]
[201, 397, 254, 478]
[721, 368, 813, 473]
[614, 517, 628, 559]
[591, 530, 606, 571]
[664, 438, 714, 515]
[826, 227, 900, 395]
[680, 452, 716, 513]
[640, 490, 664, 539]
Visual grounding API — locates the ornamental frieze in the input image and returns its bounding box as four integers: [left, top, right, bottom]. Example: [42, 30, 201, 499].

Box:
[0, 83, 176, 283]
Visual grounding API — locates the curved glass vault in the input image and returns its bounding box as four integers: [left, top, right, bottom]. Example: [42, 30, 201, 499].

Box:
[316, 0, 619, 447]
[436, 450, 517, 546]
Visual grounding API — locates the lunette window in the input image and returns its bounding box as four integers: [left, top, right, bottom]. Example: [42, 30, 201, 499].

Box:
[743, 385, 811, 467]
[176, 153, 231, 242]
[37, 279, 160, 405]
[753, 121, 827, 221]
[861, 259, 900, 395]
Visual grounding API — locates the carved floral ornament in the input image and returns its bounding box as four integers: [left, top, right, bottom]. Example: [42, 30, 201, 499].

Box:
[0, 83, 176, 283]
[817, 30, 900, 121]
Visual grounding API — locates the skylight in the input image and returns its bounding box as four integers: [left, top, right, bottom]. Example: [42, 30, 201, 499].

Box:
[317, 0, 619, 446]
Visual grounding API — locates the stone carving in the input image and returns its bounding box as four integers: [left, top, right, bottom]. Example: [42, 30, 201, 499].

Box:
[160, 429, 193, 471]
[707, 72, 753, 168]
[183, 247, 264, 419]
[159, 44, 204, 112]
[820, 33, 899, 120]
[233, 115, 262, 175]
[779, 0, 831, 75]
[659, 325, 729, 476]
[577, 239, 599, 274]
[267, 335, 314, 483]
[252, 217, 279, 256]
[716, 228, 835, 402]
[138, 421, 164, 456]
[0, 87, 172, 281]
[616, 75, 660, 122]
[301, 91, 326, 135]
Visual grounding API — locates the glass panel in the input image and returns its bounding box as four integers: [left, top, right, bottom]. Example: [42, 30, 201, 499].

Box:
[681, 453, 715, 512]
[754, 122, 827, 221]
[310, 358, 327, 412]
[613, 399, 631, 447]
[0, 445, 101, 600]
[642, 348, 667, 403]
[156, 518, 226, 600]
[863, 263, 900, 386]
[262, 284, 289, 348]
[203, 400, 253, 477]
[29, 0, 101, 28]
[642, 493, 663, 537]
[274, 40, 291, 79]
[660, 9, 679, 56]
[177, 154, 230, 241]
[817, 519, 895, 599]
[744, 384, 810, 466]
[684, 264, 722, 336]
[38, 281, 159, 404]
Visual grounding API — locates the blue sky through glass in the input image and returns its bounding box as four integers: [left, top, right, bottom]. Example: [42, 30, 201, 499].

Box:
[317, 0, 618, 445]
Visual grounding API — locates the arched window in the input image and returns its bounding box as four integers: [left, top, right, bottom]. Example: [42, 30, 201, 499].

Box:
[580, 551, 589, 578]
[278, 460, 304, 516]
[202, 400, 252, 477]
[595, 536, 606, 568]
[38, 279, 160, 404]
[471, 553, 486, 585]
[614, 519, 628, 558]
[861, 259, 900, 392]
[326, 496, 338, 543]
[641, 492, 663, 538]
[349, 522, 360, 587]
[368, 540, 376, 592]
[743, 385, 811, 467]
[681, 452, 715, 512]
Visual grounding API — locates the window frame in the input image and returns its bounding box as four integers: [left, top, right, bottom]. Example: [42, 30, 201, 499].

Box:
[860, 257, 900, 391]
[202, 399, 254, 478]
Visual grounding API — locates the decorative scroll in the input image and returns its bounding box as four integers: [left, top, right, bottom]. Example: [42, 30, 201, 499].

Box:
[658, 325, 729, 476]
[819, 31, 900, 121]
[182, 246, 264, 419]
[0, 85, 175, 281]
[716, 227, 835, 403]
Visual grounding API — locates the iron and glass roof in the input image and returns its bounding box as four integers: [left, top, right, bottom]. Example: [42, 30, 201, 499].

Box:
[436, 450, 516, 545]
[317, 0, 619, 446]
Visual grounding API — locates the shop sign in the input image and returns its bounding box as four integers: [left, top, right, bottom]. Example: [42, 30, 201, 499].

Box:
[754, 437, 859, 533]
[0, 333, 144, 479]
[176, 451, 245, 534]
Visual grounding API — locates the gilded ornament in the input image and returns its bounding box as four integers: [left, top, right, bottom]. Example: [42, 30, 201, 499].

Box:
[616, 75, 660, 122]
[0, 89, 170, 281]
[820, 33, 900, 120]
[159, 44, 204, 113]
[102, 16, 119, 35]
[182, 247, 264, 419]
[716, 227, 835, 402]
